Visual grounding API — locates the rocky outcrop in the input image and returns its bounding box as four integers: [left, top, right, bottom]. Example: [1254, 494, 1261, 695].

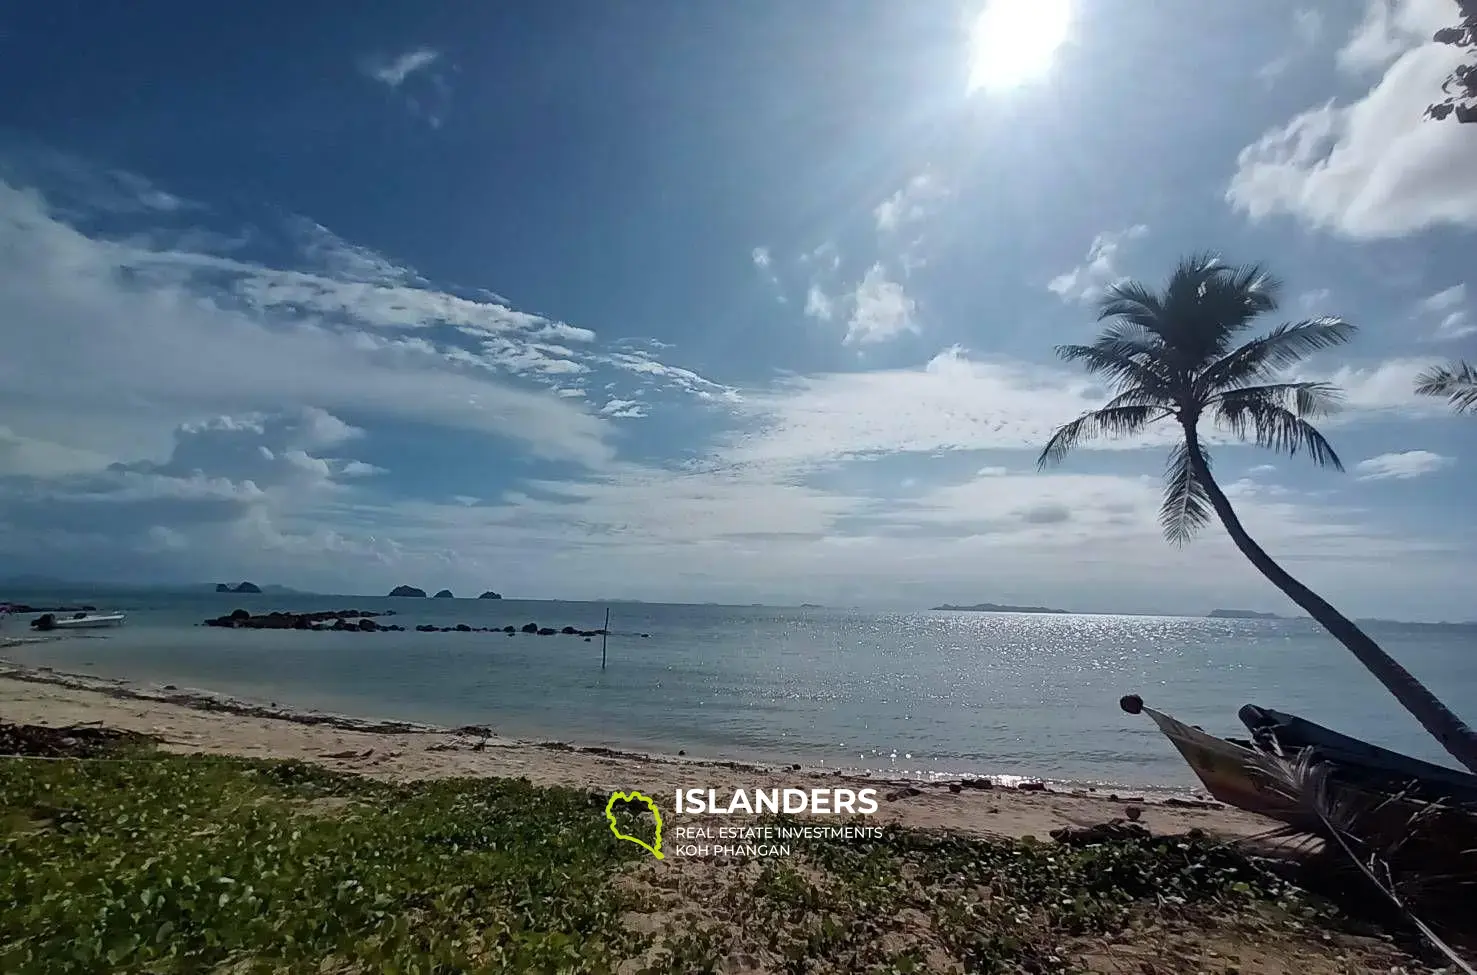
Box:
[433, 589, 454, 599]
[195, 608, 639, 639]
[478, 591, 503, 600]
[201, 609, 404, 632]
[387, 585, 427, 598]
[216, 582, 262, 594]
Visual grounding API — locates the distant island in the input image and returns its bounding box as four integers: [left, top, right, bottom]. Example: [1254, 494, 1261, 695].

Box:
[931, 602, 1068, 614]
[478, 591, 503, 600]
[1207, 609, 1286, 620]
[433, 589, 454, 599]
[210, 582, 312, 595]
[387, 585, 427, 598]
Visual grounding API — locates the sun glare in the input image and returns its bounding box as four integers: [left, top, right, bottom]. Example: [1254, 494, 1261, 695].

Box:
[966, 0, 1072, 94]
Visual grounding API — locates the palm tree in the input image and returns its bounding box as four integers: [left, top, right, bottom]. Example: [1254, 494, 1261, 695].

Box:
[1415, 360, 1477, 414]
[1039, 254, 1477, 774]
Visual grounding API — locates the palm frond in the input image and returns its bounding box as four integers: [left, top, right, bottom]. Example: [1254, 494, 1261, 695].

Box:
[1055, 339, 1174, 397]
[1415, 360, 1477, 414]
[1251, 750, 1477, 973]
[1212, 392, 1344, 470]
[1037, 405, 1170, 470]
[1160, 442, 1214, 545]
[1210, 380, 1344, 418]
[1196, 319, 1357, 395]
[1096, 279, 1172, 341]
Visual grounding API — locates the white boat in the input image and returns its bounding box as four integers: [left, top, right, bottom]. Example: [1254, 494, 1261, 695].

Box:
[30, 612, 126, 631]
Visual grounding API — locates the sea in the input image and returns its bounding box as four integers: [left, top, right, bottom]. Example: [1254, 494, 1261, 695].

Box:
[3, 590, 1474, 792]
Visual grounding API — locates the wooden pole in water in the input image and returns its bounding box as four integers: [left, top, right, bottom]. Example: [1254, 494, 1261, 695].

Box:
[601, 607, 610, 670]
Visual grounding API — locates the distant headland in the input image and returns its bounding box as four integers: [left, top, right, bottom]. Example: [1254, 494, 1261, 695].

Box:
[1206, 608, 1286, 620]
[931, 602, 1068, 614]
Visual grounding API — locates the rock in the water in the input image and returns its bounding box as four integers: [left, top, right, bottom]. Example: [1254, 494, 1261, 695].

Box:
[434, 589, 454, 599]
[387, 585, 427, 598]
[215, 583, 230, 592]
[536, 627, 557, 636]
[521, 622, 539, 633]
[502, 625, 516, 633]
[561, 625, 578, 635]
[357, 618, 378, 632]
[478, 591, 503, 600]
[455, 623, 471, 632]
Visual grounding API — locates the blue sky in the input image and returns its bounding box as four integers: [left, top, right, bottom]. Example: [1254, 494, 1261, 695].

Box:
[0, 0, 1473, 618]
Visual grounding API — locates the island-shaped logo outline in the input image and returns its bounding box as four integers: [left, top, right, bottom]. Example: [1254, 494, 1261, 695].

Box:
[605, 790, 664, 860]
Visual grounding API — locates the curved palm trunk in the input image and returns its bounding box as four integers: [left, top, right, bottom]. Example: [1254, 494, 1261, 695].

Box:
[1182, 429, 1477, 774]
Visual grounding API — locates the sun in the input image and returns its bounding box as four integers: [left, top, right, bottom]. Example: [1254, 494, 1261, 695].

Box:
[966, 0, 1072, 94]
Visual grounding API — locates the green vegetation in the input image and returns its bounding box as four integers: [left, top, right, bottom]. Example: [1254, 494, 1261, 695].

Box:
[1037, 255, 1477, 774]
[0, 735, 1420, 974]
[1, 749, 642, 974]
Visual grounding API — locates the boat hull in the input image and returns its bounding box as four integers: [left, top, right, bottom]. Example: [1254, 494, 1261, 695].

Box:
[30, 613, 126, 631]
[1143, 707, 1302, 821]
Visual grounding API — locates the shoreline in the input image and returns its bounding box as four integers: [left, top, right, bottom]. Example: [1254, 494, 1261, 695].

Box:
[4, 656, 1191, 795]
[0, 659, 1277, 842]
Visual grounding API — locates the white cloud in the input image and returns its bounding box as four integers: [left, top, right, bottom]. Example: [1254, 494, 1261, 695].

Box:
[0, 164, 735, 476]
[1297, 288, 1334, 312]
[1355, 449, 1455, 480]
[599, 398, 648, 419]
[874, 172, 949, 233]
[1337, 0, 1453, 75]
[750, 245, 786, 301]
[844, 264, 919, 345]
[1416, 283, 1475, 339]
[368, 48, 441, 88]
[1419, 283, 1465, 312]
[1227, 5, 1477, 239]
[1301, 356, 1446, 415]
[1046, 226, 1148, 303]
[804, 283, 834, 321]
[720, 347, 1152, 469]
[799, 241, 841, 272]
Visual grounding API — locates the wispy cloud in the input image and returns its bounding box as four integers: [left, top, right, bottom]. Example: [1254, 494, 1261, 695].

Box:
[1046, 225, 1148, 304]
[1415, 283, 1475, 340]
[874, 171, 949, 234]
[1355, 449, 1455, 481]
[367, 48, 441, 88]
[1257, 8, 1325, 84]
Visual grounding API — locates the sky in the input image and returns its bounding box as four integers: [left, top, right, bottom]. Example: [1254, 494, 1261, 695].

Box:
[0, 0, 1473, 618]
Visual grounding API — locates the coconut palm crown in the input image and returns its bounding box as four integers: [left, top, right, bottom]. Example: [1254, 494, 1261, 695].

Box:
[1039, 253, 1477, 774]
[1037, 254, 1350, 542]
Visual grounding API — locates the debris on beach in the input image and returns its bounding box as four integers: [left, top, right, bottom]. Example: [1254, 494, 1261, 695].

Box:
[0, 721, 156, 758]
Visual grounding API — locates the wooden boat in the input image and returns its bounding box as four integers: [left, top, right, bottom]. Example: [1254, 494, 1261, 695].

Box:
[1123, 697, 1304, 821]
[1238, 704, 1477, 805]
[1124, 695, 1477, 832]
[30, 612, 126, 631]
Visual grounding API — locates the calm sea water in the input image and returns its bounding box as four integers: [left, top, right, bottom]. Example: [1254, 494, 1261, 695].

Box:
[3, 590, 1474, 790]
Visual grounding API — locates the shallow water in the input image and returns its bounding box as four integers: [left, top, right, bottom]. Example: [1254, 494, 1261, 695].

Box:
[4, 590, 1474, 790]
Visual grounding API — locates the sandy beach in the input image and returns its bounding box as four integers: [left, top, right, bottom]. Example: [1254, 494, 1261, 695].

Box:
[0, 661, 1278, 842]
